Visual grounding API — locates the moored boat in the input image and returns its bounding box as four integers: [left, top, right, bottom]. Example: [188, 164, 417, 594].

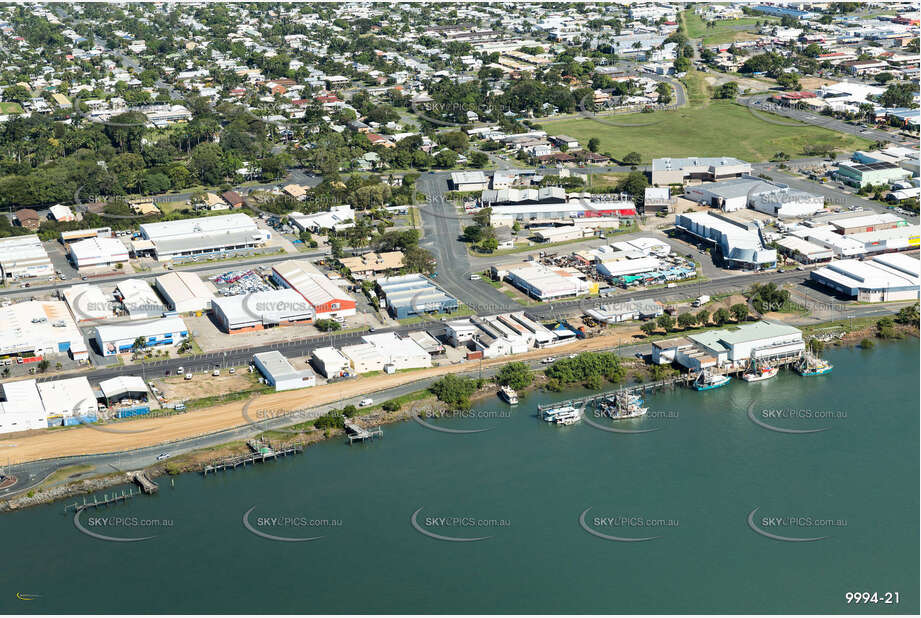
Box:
[499, 385, 519, 405]
[541, 405, 581, 425]
[795, 351, 833, 377]
[742, 365, 779, 382]
[693, 370, 731, 391]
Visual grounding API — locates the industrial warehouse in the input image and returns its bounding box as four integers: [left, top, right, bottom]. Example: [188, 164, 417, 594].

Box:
[155, 271, 216, 314]
[271, 260, 356, 321]
[675, 211, 777, 270]
[139, 213, 270, 262]
[253, 351, 316, 392]
[93, 316, 189, 356]
[68, 237, 130, 269]
[652, 321, 805, 371]
[811, 253, 920, 302]
[211, 288, 314, 333]
[0, 235, 53, 281]
[376, 274, 458, 319]
[0, 300, 88, 361]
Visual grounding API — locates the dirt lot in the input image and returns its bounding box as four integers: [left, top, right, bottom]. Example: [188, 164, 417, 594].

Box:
[799, 77, 837, 91]
[152, 372, 261, 401]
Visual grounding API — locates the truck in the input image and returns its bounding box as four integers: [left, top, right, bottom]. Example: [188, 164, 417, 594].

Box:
[692, 295, 710, 307]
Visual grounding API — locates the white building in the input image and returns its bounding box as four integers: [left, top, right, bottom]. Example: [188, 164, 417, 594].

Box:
[652, 321, 804, 371]
[37, 377, 97, 425]
[310, 346, 351, 378]
[451, 171, 489, 191]
[116, 279, 166, 319]
[211, 289, 313, 333]
[361, 332, 432, 371]
[93, 316, 189, 356]
[0, 300, 88, 360]
[139, 213, 269, 261]
[597, 255, 662, 278]
[49, 204, 76, 222]
[0, 380, 48, 434]
[68, 237, 130, 269]
[339, 343, 387, 374]
[504, 263, 591, 300]
[154, 271, 215, 314]
[0, 235, 53, 281]
[288, 205, 355, 232]
[63, 284, 113, 322]
[811, 253, 920, 302]
[253, 351, 316, 391]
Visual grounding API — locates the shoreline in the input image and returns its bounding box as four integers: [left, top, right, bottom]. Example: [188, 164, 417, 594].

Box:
[1, 320, 916, 512]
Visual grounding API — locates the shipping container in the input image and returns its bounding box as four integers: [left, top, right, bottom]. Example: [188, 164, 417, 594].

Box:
[115, 406, 151, 418]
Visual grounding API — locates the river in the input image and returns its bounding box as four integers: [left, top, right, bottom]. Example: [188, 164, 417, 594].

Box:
[2, 340, 917, 614]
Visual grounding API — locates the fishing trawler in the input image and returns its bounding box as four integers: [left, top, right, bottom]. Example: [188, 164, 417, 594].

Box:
[742, 358, 779, 382]
[541, 404, 581, 425]
[499, 385, 519, 405]
[692, 370, 731, 391]
[598, 391, 648, 420]
[794, 351, 833, 376]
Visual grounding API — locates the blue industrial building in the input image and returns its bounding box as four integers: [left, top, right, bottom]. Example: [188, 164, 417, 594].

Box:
[377, 274, 459, 319]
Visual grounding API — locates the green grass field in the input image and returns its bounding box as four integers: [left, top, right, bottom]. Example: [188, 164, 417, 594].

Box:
[541, 100, 872, 163]
[0, 102, 24, 114]
[682, 10, 775, 45]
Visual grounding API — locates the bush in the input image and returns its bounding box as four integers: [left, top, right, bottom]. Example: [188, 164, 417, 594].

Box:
[315, 319, 342, 332]
[494, 361, 533, 390]
[429, 374, 478, 408]
[544, 352, 624, 386]
[382, 400, 401, 412]
[859, 338, 875, 349]
[343, 404, 358, 418]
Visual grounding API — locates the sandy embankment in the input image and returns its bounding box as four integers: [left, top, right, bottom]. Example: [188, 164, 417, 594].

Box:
[6, 330, 646, 464]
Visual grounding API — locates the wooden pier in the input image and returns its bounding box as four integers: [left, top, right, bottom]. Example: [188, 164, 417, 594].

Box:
[344, 420, 383, 444]
[64, 488, 137, 512]
[130, 471, 159, 494]
[538, 375, 695, 413]
[202, 443, 304, 475]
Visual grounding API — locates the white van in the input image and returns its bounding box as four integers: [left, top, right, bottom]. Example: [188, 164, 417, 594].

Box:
[359, 398, 373, 407]
[469, 273, 481, 280]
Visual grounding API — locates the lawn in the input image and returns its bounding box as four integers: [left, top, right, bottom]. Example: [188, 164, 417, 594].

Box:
[0, 102, 24, 114]
[682, 10, 774, 45]
[540, 100, 872, 163]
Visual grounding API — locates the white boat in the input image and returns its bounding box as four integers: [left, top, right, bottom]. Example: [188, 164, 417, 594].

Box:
[600, 392, 648, 420]
[742, 365, 779, 382]
[499, 385, 519, 405]
[693, 370, 731, 391]
[542, 405, 581, 425]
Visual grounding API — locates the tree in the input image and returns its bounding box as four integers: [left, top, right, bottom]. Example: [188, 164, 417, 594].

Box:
[875, 316, 898, 339]
[190, 142, 226, 185]
[470, 151, 489, 168]
[403, 246, 437, 274]
[894, 303, 919, 325]
[587, 137, 600, 153]
[776, 72, 802, 91]
[878, 82, 916, 109]
[677, 312, 697, 330]
[730, 303, 749, 322]
[714, 82, 739, 99]
[695, 309, 710, 326]
[622, 151, 642, 165]
[656, 314, 675, 333]
[315, 319, 342, 332]
[655, 82, 672, 105]
[640, 322, 657, 337]
[480, 236, 499, 253]
[342, 404, 358, 418]
[38, 359, 50, 373]
[712, 308, 731, 326]
[495, 361, 533, 390]
[429, 374, 478, 408]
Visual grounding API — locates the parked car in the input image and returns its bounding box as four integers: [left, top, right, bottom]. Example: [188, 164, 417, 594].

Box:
[541, 357, 556, 364]
[359, 398, 373, 407]
[156, 453, 170, 461]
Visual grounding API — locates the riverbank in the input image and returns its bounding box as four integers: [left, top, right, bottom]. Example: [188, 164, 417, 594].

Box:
[1, 315, 915, 512]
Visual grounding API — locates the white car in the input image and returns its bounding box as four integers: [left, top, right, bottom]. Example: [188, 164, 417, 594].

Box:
[541, 357, 557, 364]
[568, 353, 578, 359]
[156, 453, 170, 461]
[359, 398, 373, 407]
